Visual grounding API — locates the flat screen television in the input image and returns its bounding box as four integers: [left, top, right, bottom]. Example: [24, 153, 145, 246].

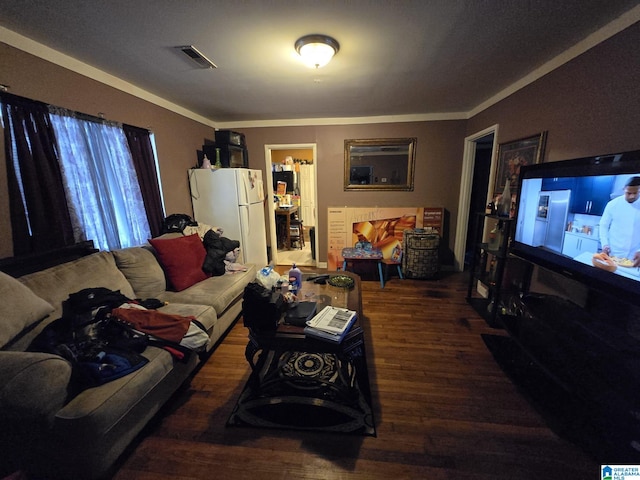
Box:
[511, 149, 640, 306]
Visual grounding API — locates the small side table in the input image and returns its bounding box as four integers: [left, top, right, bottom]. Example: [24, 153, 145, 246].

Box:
[341, 247, 383, 284]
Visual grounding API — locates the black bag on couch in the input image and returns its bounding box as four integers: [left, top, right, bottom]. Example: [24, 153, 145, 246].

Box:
[161, 213, 197, 234]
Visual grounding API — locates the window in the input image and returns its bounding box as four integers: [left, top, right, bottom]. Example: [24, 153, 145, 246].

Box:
[1, 93, 158, 253]
[50, 112, 151, 250]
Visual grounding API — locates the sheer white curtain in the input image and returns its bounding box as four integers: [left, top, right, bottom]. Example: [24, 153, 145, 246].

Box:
[50, 112, 151, 250]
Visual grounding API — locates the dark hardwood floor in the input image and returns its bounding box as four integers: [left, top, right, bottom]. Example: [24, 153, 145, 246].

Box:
[112, 270, 599, 479]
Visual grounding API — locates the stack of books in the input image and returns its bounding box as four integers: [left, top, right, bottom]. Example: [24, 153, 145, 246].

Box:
[304, 306, 357, 343]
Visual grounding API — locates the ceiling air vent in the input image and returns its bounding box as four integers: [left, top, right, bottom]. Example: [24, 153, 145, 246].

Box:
[177, 45, 217, 69]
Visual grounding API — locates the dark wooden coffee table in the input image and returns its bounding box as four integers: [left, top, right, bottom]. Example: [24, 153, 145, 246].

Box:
[237, 271, 374, 434]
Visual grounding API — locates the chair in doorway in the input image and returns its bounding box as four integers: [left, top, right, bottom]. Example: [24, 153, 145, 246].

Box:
[289, 216, 305, 249]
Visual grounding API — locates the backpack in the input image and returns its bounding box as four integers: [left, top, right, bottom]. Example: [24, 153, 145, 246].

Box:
[161, 213, 198, 234]
[242, 281, 284, 331]
[62, 287, 132, 334]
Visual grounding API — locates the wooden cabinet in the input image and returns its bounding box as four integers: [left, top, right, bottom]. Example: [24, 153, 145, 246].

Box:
[561, 231, 599, 257]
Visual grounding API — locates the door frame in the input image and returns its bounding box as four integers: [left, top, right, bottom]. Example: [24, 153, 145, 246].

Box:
[264, 143, 318, 266]
[453, 124, 499, 271]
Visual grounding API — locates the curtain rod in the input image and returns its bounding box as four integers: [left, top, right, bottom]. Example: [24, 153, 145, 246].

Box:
[0, 91, 152, 133]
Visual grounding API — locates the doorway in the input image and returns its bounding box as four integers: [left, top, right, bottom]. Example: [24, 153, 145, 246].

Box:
[264, 144, 318, 267]
[453, 125, 499, 271]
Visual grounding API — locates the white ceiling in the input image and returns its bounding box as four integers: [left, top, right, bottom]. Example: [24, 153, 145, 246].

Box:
[1, 0, 639, 127]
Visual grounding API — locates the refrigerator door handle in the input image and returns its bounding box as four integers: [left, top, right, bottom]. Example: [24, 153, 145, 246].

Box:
[240, 173, 249, 206]
[237, 205, 252, 247]
[245, 205, 251, 236]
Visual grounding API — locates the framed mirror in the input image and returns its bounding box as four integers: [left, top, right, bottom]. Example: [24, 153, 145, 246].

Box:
[344, 138, 416, 191]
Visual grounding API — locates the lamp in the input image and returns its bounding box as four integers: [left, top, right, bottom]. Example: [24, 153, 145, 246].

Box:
[295, 34, 340, 68]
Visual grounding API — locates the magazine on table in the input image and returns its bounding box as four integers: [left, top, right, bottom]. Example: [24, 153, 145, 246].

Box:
[304, 306, 357, 343]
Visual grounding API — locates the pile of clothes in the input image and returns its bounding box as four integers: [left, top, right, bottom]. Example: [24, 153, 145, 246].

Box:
[202, 229, 245, 276]
[162, 214, 248, 276]
[28, 288, 209, 394]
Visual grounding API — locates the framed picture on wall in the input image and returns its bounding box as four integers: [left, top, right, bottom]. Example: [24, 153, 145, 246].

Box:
[493, 132, 547, 196]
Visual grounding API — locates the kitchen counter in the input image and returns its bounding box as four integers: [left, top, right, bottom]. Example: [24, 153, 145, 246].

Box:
[573, 251, 640, 280]
[565, 230, 597, 240]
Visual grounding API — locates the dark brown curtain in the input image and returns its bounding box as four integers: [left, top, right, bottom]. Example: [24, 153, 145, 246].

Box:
[1, 92, 74, 255]
[123, 124, 164, 237]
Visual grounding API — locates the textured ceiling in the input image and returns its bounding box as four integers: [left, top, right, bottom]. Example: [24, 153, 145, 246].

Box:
[0, 0, 639, 125]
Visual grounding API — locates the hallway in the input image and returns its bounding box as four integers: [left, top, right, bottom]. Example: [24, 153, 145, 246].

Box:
[276, 226, 314, 267]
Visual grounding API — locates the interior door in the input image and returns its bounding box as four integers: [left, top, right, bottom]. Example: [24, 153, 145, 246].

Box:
[265, 145, 318, 266]
[299, 164, 315, 227]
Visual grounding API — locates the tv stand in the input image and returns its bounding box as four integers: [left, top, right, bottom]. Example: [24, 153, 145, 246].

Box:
[486, 292, 640, 462]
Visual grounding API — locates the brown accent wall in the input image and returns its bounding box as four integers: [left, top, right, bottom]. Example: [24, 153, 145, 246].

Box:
[271, 149, 313, 164]
[0, 43, 214, 258]
[241, 122, 467, 263]
[467, 22, 640, 162]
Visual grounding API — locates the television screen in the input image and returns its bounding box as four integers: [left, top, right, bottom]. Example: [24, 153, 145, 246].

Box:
[511, 149, 640, 306]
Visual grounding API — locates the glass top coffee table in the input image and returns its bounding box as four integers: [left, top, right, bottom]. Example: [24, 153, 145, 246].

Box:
[232, 271, 375, 435]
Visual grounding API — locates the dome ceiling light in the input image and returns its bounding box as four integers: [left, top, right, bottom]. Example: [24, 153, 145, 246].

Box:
[295, 34, 340, 68]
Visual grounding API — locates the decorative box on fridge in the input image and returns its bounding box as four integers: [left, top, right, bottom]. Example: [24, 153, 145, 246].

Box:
[402, 230, 440, 279]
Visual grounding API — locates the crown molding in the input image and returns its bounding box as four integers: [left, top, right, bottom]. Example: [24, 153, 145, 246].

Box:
[3, 4, 639, 128]
[216, 111, 468, 129]
[0, 26, 216, 128]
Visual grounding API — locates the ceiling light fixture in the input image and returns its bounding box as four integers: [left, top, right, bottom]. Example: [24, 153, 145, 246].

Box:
[295, 34, 339, 69]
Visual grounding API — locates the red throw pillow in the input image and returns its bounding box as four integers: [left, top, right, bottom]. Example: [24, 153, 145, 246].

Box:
[149, 234, 208, 291]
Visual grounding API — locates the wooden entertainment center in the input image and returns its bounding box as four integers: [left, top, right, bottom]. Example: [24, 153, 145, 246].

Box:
[468, 217, 640, 462]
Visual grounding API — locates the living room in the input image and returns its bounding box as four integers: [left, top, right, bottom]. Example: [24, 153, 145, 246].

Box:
[1, 2, 640, 479]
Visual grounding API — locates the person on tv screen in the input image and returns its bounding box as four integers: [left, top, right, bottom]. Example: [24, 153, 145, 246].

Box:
[599, 176, 640, 267]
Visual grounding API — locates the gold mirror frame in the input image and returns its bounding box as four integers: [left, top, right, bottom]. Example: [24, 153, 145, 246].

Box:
[344, 138, 416, 191]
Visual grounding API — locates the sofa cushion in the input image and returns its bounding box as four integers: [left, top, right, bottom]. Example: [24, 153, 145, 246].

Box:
[53, 346, 195, 433]
[159, 302, 218, 336]
[158, 265, 257, 316]
[112, 247, 167, 299]
[0, 351, 72, 423]
[148, 234, 208, 292]
[0, 271, 55, 349]
[12, 252, 136, 352]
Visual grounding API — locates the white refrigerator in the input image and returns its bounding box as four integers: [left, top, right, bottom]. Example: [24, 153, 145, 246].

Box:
[189, 168, 268, 267]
